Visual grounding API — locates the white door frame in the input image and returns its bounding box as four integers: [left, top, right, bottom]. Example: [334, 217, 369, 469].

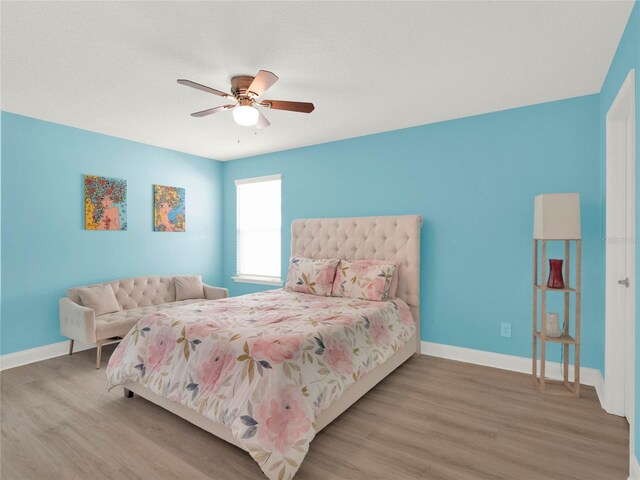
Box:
[605, 69, 636, 463]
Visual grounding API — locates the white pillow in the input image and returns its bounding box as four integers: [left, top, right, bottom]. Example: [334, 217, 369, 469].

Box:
[77, 284, 121, 316]
[174, 275, 205, 301]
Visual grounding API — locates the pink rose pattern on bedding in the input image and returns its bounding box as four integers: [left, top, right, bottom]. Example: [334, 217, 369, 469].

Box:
[284, 256, 339, 296]
[331, 260, 397, 301]
[106, 290, 415, 480]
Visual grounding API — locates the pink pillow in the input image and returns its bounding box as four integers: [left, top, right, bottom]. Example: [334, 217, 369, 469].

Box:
[285, 256, 340, 296]
[331, 259, 397, 301]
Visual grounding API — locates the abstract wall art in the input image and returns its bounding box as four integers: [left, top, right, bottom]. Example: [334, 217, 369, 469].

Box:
[153, 185, 185, 232]
[84, 175, 127, 230]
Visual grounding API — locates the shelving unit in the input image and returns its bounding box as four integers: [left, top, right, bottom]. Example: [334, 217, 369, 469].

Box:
[532, 239, 581, 397]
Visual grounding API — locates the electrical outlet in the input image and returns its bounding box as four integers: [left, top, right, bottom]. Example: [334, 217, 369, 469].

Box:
[500, 322, 512, 338]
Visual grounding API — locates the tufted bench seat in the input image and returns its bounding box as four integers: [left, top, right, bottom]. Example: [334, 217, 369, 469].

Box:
[60, 276, 228, 368]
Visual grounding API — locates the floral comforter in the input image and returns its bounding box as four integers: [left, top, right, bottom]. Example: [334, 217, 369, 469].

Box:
[106, 289, 415, 480]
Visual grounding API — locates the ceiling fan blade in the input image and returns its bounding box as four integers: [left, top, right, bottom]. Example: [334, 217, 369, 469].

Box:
[248, 70, 279, 97]
[260, 100, 315, 113]
[190, 105, 234, 117]
[177, 79, 232, 98]
[256, 109, 270, 129]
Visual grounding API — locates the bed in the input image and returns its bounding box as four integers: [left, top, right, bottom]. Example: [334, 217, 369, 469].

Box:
[106, 215, 422, 480]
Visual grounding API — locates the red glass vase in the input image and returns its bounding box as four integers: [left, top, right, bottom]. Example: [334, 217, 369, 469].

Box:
[547, 259, 565, 289]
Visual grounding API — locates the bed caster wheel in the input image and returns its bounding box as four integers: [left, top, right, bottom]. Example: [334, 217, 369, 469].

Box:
[124, 388, 134, 398]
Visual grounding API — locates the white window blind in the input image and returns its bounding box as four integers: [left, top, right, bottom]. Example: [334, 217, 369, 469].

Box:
[234, 175, 282, 284]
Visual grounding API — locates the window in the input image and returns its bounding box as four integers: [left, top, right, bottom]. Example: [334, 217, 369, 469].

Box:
[233, 174, 282, 285]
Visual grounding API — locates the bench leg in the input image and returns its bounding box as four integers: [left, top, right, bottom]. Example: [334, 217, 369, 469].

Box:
[69, 339, 74, 356]
[96, 340, 105, 370]
[124, 388, 134, 398]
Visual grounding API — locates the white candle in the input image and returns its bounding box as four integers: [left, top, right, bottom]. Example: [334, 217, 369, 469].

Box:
[545, 312, 562, 337]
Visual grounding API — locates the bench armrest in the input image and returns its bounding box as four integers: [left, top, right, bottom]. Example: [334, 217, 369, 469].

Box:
[203, 284, 229, 301]
[59, 297, 97, 344]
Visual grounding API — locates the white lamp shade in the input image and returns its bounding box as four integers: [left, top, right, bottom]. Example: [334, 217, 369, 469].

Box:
[533, 193, 581, 240]
[233, 105, 259, 126]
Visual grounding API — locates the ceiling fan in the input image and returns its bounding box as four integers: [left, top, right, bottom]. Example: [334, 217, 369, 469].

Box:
[177, 70, 315, 129]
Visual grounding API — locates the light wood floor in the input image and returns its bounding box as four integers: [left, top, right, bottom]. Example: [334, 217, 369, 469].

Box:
[1, 345, 629, 480]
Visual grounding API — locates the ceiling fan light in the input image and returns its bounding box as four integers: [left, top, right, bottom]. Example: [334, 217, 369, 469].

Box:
[232, 105, 259, 126]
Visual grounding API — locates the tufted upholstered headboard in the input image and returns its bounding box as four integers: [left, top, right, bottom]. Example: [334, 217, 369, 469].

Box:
[291, 215, 423, 352]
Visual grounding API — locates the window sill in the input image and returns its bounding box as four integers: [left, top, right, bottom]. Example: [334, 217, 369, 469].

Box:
[232, 276, 283, 286]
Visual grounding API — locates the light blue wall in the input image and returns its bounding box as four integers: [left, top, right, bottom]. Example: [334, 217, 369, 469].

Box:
[0, 112, 224, 355]
[0, 67, 614, 380]
[221, 95, 602, 370]
[599, 0, 640, 462]
[0, 111, 3, 335]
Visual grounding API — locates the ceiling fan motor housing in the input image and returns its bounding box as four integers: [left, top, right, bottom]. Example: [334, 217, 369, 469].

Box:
[231, 75, 257, 98]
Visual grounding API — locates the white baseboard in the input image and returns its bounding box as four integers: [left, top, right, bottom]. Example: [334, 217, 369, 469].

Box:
[630, 454, 640, 480]
[421, 341, 605, 407]
[0, 340, 94, 371]
[0, 337, 608, 407]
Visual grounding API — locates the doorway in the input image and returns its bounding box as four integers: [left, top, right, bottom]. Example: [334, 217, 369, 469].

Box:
[605, 69, 636, 464]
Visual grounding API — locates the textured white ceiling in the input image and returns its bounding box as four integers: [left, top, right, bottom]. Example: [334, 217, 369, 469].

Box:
[1, 1, 634, 161]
